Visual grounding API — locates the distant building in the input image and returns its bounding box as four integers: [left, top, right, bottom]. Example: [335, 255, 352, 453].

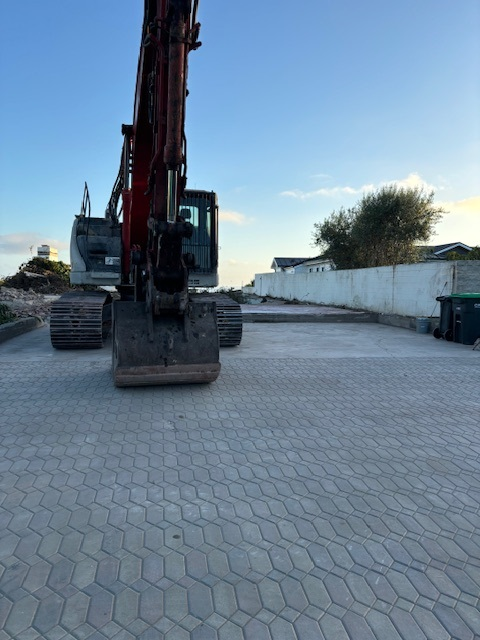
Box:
[271, 256, 335, 274]
[295, 257, 335, 273]
[271, 258, 311, 273]
[37, 245, 58, 261]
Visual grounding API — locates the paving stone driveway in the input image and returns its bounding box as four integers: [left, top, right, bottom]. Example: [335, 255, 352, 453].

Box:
[0, 325, 479, 639]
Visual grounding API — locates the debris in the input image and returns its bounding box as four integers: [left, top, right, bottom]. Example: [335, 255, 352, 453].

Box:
[0, 287, 54, 321]
[2, 257, 71, 294]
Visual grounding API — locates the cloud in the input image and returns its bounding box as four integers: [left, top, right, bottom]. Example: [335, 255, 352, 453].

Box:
[280, 185, 375, 200]
[280, 172, 444, 201]
[0, 232, 69, 255]
[310, 173, 333, 180]
[386, 172, 440, 193]
[437, 195, 480, 215]
[430, 196, 480, 245]
[219, 209, 253, 225]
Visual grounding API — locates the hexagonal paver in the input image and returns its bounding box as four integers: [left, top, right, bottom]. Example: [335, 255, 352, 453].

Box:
[1, 324, 480, 639]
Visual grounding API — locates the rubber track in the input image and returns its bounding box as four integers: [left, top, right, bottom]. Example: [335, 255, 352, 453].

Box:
[50, 291, 111, 349]
[215, 300, 243, 347]
[194, 293, 243, 347]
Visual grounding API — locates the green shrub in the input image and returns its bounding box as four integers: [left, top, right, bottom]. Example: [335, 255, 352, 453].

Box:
[0, 303, 17, 325]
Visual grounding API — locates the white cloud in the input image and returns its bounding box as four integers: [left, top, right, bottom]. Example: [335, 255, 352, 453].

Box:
[0, 232, 69, 255]
[385, 172, 440, 193]
[310, 173, 333, 180]
[280, 172, 444, 201]
[433, 196, 480, 245]
[280, 184, 375, 200]
[0, 233, 70, 276]
[219, 209, 253, 225]
[437, 195, 480, 215]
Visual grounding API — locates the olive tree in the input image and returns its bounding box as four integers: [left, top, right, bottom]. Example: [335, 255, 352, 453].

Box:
[311, 207, 359, 270]
[313, 185, 444, 269]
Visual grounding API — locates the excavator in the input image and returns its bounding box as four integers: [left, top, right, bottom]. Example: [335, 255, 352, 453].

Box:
[50, 0, 242, 386]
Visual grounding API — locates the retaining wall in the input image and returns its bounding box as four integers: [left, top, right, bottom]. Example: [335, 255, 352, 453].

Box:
[254, 261, 480, 317]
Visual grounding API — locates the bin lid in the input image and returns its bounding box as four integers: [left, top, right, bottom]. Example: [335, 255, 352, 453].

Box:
[451, 293, 480, 299]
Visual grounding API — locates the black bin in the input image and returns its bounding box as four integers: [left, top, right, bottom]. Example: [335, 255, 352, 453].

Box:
[451, 293, 480, 345]
[433, 295, 453, 341]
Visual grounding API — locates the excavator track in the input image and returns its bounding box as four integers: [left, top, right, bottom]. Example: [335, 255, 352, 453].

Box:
[215, 299, 243, 347]
[50, 291, 112, 349]
[195, 293, 243, 347]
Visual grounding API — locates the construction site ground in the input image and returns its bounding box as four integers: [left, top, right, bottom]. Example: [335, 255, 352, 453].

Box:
[1, 320, 479, 639]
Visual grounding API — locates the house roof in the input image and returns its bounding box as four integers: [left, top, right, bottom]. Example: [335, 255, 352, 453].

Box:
[431, 242, 472, 255]
[298, 256, 334, 266]
[420, 242, 472, 260]
[271, 257, 311, 269]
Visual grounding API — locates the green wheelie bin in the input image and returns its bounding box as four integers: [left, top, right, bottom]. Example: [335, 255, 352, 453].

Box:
[450, 293, 480, 345]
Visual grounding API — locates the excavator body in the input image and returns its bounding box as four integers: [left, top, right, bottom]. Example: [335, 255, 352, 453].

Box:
[50, 0, 242, 385]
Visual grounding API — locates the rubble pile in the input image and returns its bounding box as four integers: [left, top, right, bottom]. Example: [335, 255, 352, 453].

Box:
[0, 287, 54, 321]
[2, 257, 71, 295]
[3, 270, 70, 294]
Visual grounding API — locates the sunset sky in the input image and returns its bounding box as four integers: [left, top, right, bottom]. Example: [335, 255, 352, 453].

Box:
[1, 0, 479, 285]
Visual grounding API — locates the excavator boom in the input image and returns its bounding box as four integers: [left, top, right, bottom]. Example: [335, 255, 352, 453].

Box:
[112, 0, 220, 386]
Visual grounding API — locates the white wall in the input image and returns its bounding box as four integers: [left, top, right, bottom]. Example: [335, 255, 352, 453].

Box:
[254, 262, 480, 317]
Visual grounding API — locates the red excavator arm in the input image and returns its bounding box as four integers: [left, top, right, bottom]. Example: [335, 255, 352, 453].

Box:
[111, 0, 221, 386]
[122, 0, 200, 300]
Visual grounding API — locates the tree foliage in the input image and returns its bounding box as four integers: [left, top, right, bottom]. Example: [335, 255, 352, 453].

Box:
[446, 246, 480, 260]
[312, 207, 358, 269]
[312, 185, 444, 269]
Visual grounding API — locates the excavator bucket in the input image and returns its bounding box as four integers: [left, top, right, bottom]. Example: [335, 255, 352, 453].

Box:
[112, 300, 220, 387]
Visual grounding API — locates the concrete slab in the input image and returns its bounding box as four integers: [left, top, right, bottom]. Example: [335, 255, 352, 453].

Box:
[241, 303, 377, 324]
[222, 322, 477, 360]
[1, 324, 479, 639]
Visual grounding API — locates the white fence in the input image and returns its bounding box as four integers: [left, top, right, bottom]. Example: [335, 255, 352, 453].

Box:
[253, 261, 480, 317]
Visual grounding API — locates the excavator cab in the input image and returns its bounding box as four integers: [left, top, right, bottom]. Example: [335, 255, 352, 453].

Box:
[66, 188, 218, 290]
[181, 190, 219, 288]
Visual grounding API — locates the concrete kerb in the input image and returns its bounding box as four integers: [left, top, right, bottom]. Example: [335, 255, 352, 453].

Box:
[378, 313, 440, 332]
[0, 317, 44, 344]
[242, 310, 378, 323]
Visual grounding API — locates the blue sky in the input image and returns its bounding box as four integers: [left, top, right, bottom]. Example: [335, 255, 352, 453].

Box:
[1, 0, 479, 286]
